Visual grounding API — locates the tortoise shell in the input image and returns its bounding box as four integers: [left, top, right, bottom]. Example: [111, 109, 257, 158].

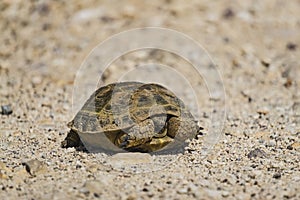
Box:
[62, 82, 199, 153]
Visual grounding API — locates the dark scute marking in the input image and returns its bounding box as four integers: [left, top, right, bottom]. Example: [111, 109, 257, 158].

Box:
[165, 105, 179, 113]
[131, 109, 149, 120]
[122, 115, 131, 124]
[99, 117, 110, 127]
[85, 88, 114, 113]
[87, 116, 98, 131]
[113, 118, 121, 126]
[162, 91, 175, 99]
[104, 104, 111, 110]
[142, 84, 153, 90]
[154, 94, 169, 105]
[135, 110, 147, 116]
[137, 95, 153, 107]
[139, 95, 148, 101]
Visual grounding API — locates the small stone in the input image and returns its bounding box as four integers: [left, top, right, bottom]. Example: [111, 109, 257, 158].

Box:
[267, 140, 276, 147]
[87, 164, 99, 173]
[0, 161, 10, 172]
[261, 58, 271, 67]
[247, 148, 268, 159]
[0, 171, 8, 179]
[286, 145, 293, 150]
[252, 169, 263, 177]
[222, 191, 230, 197]
[65, 147, 76, 153]
[126, 194, 137, 200]
[257, 109, 269, 115]
[1, 104, 13, 115]
[187, 183, 202, 197]
[0, 162, 10, 180]
[22, 159, 46, 176]
[286, 42, 297, 51]
[36, 3, 50, 16]
[177, 187, 188, 194]
[222, 8, 235, 19]
[292, 102, 300, 114]
[273, 172, 281, 179]
[100, 16, 115, 23]
[290, 142, 300, 150]
[71, 7, 104, 22]
[31, 76, 42, 85]
[237, 11, 253, 22]
[284, 78, 292, 88]
[254, 131, 270, 140]
[122, 5, 136, 18]
[206, 189, 222, 199]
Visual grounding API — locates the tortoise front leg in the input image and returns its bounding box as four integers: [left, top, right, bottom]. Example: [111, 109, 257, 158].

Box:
[167, 116, 198, 140]
[163, 116, 199, 152]
[114, 118, 155, 150]
[61, 129, 86, 151]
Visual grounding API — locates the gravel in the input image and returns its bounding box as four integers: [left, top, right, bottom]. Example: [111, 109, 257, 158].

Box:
[1, 1, 299, 199]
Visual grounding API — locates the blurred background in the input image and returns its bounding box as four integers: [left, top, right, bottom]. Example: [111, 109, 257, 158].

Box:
[1, 0, 299, 121]
[1, 1, 299, 199]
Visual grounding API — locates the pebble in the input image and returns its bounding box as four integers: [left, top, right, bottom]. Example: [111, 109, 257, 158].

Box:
[22, 159, 46, 176]
[267, 140, 276, 147]
[247, 148, 268, 159]
[290, 142, 300, 150]
[0, 141, 8, 151]
[252, 169, 263, 177]
[71, 7, 104, 22]
[86, 164, 98, 173]
[254, 131, 270, 140]
[237, 11, 253, 22]
[261, 58, 271, 67]
[177, 187, 188, 194]
[286, 42, 297, 51]
[206, 189, 222, 199]
[273, 172, 282, 179]
[65, 147, 76, 153]
[1, 104, 13, 115]
[124, 194, 137, 200]
[122, 5, 136, 18]
[0, 162, 9, 180]
[222, 191, 230, 197]
[0, 161, 10, 172]
[256, 109, 269, 115]
[188, 183, 202, 198]
[287, 145, 293, 150]
[31, 76, 42, 85]
[222, 8, 235, 19]
[0, 171, 8, 179]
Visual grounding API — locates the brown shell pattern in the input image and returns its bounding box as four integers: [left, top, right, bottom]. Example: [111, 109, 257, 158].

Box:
[71, 82, 192, 134]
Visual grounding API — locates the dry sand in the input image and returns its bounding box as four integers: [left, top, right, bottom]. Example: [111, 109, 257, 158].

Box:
[0, 1, 299, 199]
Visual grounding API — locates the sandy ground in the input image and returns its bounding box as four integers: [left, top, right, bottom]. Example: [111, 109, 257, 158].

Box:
[1, 0, 300, 199]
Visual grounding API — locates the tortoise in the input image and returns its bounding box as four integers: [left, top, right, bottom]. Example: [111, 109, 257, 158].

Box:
[61, 81, 200, 153]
